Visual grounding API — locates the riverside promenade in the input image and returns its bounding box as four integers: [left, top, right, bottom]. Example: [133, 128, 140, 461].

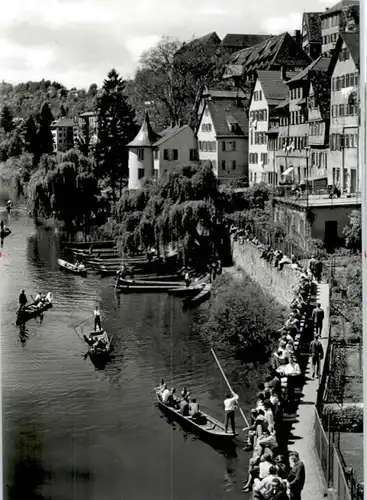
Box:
[288, 281, 330, 500]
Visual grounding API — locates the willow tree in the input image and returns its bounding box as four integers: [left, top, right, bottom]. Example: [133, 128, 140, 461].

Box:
[112, 164, 224, 265]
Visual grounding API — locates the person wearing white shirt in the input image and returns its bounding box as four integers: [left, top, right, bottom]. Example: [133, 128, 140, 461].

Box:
[162, 386, 172, 403]
[94, 306, 102, 331]
[224, 391, 239, 434]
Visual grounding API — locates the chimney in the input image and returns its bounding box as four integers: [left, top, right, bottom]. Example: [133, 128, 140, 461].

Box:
[292, 30, 301, 46]
[280, 66, 287, 81]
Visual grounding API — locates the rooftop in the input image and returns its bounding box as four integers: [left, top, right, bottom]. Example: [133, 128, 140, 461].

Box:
[286, 56, 331, 83]
[274, 192, 361, 208]
[203, 88, 246, 99]
[176, 32, 221, 55]
[79, 111, 97, 117]
[221, 33, 271, 49]
[224, 32, 311, 76]
[302, 12, 322, 43]
[206, 99, 248, 136]
[320, 0, 359, 16]
[51, 117, 74, 128]
[153, 124, 192, 146]
[127, 112, 161, 147]
[256, 70, 298, 102]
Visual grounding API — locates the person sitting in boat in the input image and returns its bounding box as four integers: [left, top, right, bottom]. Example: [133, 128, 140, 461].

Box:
[18, 289, 28, 311]
[189, 398, 200, 420]
[34, 291, 42, 304]
[94, 306, 102, 331]
[155, 379, 165, 392]
[181, 387, 189, 399]
[167, 388, 179, 407]
[161, 385, 172, 404]
[45, 291, 53, 303]
[78, 263, 85, 272]
[179, 396, 190, 416]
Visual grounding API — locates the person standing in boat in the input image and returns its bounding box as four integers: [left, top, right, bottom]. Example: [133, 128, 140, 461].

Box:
[184, 270, 191, 287]
[18, 289, 28, 311]
[94, 306, 102, 331]
[6, 200, 12, 213]
[224, 390, 239, 434]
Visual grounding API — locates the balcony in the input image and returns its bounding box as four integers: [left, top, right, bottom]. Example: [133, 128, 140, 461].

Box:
[275, 189, 361, 208]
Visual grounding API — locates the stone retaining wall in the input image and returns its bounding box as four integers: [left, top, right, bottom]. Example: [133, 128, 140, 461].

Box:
[231, 237, 302, 307]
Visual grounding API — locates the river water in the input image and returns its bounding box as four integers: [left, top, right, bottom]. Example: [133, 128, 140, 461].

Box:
[1, 203, 256, 500]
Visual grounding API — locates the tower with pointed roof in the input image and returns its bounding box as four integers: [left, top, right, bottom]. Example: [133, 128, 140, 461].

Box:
[127, 112, 161, 190]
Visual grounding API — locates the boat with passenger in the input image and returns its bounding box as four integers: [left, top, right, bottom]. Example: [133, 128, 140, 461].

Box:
[58, 258, 87, 276]
[16, 292, 53, 325]
[83, 329, 113, 359]
[155, 385, 237, 442]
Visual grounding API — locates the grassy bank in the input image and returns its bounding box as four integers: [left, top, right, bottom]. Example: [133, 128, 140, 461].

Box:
[195, 270, 287, 388]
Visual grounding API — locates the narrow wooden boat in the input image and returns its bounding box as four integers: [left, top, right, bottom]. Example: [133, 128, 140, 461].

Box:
[16, 297, 53, 325]
[58, 258, 87, 276]
[183, 284, 211, 307]
[0, 227, 11, 238]
[155, 390, 237, 441]
[114, 284, 177, 293]
[168, 284, 204, 297]
[83, 329, 113, 358]
[117, 278, 184, 287]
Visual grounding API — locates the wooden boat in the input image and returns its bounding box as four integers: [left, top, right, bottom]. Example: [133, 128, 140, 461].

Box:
[0, 227, 11, 238]
[168, 284, 204, 297]
[183, 284, 211, 307]
[114, 284, 178, 293]
[58, 258, 87, 276]
[83, 329, 113, 358]
[16, 296, 53, 325]
[155, 390, 237, 441]
[117, 278, 184, 287]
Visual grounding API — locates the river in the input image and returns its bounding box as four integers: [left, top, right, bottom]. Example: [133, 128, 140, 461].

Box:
[1, 203, 256, 500]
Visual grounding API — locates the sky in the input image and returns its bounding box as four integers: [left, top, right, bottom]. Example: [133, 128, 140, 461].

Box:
[1, 0, 337, 89]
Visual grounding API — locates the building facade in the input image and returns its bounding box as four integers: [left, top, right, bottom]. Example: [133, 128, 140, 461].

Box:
[51, 117, 74, 152]
[328, 32, 359, 194]
[301, 12, 322, 60]
[197, 98, 248, 181]
[153, 125, 197, 177]
[320, 0, 359, 54]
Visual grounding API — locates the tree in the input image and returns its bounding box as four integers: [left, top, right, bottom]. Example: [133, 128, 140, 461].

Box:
[343, 210, 361, 251]
[0, 104, 15, 133]
[60, 104, 67, 117]
[95, 69, 138, 202]
[24, 116, 38, 158]
[36, 102, 54, 161]
[127, 36, 228, 128]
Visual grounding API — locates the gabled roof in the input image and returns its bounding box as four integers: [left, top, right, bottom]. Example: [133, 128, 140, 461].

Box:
[176, 32, 221, 55]
[302, 12, 322, 43]
[127, 112, 161, 147]
[206, 100, 248, 137]
[153, 124, 193, 146]
[51, 117, 74, 127]
[256, 70, 298, 102]
[203, 88, 246, 99]
[221, 34, 272, 49]
[226, 32, 311, 75]
[286, 56, 331, 83]
[320, 0, 359, 16]
[329, 32, 360, 72]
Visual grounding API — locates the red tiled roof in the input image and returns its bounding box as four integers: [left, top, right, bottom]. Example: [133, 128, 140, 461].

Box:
[207, 99, 248, 136]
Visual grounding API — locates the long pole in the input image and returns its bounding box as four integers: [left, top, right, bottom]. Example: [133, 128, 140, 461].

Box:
[211, 348, 250, 428]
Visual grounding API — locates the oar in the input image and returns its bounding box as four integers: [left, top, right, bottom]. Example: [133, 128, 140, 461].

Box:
[73, 316, 92, 329]
[211, 348, 250, 429]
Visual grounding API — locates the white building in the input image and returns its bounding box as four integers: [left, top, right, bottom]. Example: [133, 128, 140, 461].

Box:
[153, 124, 197, 177]
[248, 70, 297, 185]
[197, 97, 248, 181]
[51, 117, 75, 152]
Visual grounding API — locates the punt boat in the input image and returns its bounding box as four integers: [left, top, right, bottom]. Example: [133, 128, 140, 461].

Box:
[117, 277, 184, 287]
[83, 329, 113, 359]
[155, 390, 237, 442]
[183, 283, 212, 307]
[58, 258, 87, 276]
[16, 295, 53, 325]
[168, 284, 204, 297]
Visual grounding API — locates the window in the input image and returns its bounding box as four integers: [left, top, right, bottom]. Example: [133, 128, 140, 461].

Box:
[212, 160, 217, 170]
[222, 141, 226, 151]
[154, 149, 159, 160]
[261, 153, 268, 164]
[232, 160, 236, 170]
[138, 168, 144, 179]
[201, 123, 212, 132]
[163, 149, 179, 160]
[221, 160, 226, 170]
[137, 149, 144, 161]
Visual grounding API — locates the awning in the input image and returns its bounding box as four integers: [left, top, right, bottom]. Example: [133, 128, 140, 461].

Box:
[282, 167, 294, 176]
